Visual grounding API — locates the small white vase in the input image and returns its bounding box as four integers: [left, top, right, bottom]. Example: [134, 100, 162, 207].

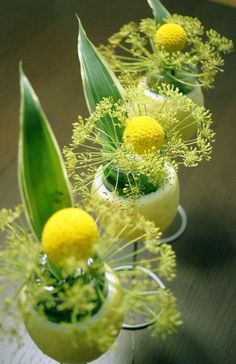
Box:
[142, 82, 204, 140]
[21, 267, 124, 364]
[91, 164, 179, 240]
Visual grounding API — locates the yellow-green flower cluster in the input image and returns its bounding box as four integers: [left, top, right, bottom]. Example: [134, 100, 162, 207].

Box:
[0, 201, 181, 344]
[99, 15, 233, 91]
[64, 84, 214, 198]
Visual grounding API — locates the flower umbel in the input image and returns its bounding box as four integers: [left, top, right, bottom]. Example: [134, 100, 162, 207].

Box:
[0, 201, 181, 344]
[99, 15, 233, 91]
[65, 85, 214, 198]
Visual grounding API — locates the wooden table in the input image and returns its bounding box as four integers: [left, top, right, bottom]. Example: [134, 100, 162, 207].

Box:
[0, 1, 235, 363]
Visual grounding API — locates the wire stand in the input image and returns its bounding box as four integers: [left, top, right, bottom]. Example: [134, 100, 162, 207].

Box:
[110, 205, 187, 364]
[113, 265, 165, 331]
[160, 204, 187, 244]
[114, 260, 166, 364]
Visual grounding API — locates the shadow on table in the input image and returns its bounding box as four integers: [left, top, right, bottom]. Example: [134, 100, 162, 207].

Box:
[134, 324, 213, 364]
[173, 202, 235, 269]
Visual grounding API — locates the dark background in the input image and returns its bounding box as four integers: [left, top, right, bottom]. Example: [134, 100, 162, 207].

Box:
[0, 1, 235, 363]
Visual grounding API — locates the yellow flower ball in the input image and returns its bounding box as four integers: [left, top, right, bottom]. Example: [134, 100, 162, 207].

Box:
[123, 116, 164, 155]
[154, 23, 187, 52]
[42, 208, 99, 268]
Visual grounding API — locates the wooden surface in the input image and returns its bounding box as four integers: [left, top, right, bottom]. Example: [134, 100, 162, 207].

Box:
[211, 0, 236, 8]
[0, 0, 235, 363]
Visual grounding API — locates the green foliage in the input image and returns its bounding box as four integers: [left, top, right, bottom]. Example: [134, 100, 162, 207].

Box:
[99, 15, 233, 91]
[65, 84, 215, 198]
[18, 68, 73, 240]
[147, 0, 170, 24]
[78, 19, 124, 147]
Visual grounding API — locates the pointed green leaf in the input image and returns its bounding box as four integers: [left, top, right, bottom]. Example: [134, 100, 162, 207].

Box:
[18, 67, 73, 240]
[147, 0, 170, 23]
[78, 18, 124, 147]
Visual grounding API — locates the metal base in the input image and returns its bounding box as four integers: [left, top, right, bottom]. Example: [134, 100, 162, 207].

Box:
[160, 204, 187, 244]
[113, 265, 166, 331]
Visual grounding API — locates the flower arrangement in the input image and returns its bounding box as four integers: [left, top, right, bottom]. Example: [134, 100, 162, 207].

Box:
[64, 84, 215, 232]
[99, 0, 233, 95]
[71, 9, 223, 240]
[64, 85, 215, 196]
[0, 68, 182, 363]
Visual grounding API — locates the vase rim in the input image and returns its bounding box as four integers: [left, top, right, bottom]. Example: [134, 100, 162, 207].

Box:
[21, 266, 122, 333]
[94, 163, 178, 204]
[140, 78, 201, 100]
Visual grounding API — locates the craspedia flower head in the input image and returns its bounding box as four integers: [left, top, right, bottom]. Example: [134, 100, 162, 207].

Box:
[123, 116, 165, 155]
[42, 207, 99, 268]
[154, 23, 187, 52]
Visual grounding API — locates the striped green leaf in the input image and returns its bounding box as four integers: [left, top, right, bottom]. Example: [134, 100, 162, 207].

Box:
[147, 0, 170, 23]
[18, 67, 73, 240]
[78, 18, 124, 147]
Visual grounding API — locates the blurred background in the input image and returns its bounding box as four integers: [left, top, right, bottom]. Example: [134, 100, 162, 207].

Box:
[0, 1, 235, 363]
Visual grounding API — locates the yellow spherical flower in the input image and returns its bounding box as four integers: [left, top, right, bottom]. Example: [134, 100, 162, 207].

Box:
[123, 116, 164, 155]
[42, 208, 99, 268]
[154, 23, 187, 52]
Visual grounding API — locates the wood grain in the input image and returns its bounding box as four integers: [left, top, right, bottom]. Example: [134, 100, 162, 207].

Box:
[211, 0, 236, 8]
[0, 1, 235, 363]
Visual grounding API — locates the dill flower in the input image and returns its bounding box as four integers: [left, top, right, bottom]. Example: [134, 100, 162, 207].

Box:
[42, 207, 99, 268]
[65, 85, 215, 199]
[99, 15, 233, 92]
[0, 202, 181, 346]
[154, 23, 187, 52]
[0, 67, 182, 360]
[124, 116, 164, 154]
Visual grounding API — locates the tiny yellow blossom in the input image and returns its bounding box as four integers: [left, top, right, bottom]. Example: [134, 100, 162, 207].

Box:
[155, 23, 187, 52]
[124, 116, 164, 155]
[42, 208, 99, 268]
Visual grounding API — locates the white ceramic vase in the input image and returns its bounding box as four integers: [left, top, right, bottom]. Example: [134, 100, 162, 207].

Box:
[91, 164, 179, 240]
[142, 82, 204, 140]
[21, 267, 124, 364]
